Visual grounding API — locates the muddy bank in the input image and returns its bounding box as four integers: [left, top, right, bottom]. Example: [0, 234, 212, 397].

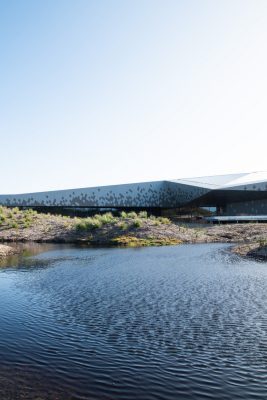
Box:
[232, 243, 267, 260]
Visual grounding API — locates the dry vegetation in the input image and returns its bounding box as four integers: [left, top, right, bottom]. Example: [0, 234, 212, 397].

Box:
[0, 207, 179, 246]
[0, 207, 266, 257]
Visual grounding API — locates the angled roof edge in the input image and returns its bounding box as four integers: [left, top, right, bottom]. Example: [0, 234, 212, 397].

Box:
[219, 171, 267, 189]
[169, 171, 267, 190]
[168, 173, 247, 189]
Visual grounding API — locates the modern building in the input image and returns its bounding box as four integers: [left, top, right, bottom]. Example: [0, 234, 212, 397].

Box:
[0, 171, 267, 216]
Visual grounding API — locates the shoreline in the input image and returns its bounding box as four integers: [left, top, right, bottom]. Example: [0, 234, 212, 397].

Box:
[1, 240, 266, 262]
[231, 242, 267, 260]
[1, 241, 266, 263]
[0, 207, 266, 260]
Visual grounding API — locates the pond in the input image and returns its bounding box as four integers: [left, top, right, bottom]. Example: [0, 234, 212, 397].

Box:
[0, 243, 267, 399]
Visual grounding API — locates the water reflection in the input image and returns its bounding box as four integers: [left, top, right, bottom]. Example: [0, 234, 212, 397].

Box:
[0, 243, 64, 268]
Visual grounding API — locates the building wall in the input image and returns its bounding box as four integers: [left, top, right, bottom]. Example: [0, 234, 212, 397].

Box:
[0, 181, 208, 209]
[225, 199, 267, 215]
[2, 178, 266, 213]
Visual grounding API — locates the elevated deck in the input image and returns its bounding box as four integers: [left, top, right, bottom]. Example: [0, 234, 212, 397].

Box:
[205, 215, 267, 224]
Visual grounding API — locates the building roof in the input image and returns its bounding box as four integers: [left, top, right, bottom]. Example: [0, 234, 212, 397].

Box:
[170, 171, 267, 190]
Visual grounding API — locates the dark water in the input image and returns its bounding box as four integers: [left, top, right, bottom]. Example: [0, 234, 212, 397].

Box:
[1, 244, 267, 399]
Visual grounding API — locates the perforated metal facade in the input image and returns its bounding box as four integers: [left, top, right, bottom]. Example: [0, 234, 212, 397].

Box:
[0, 171, 267, 214]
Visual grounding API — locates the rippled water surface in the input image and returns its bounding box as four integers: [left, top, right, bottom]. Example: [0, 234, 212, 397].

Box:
[1, 244, 267, 399]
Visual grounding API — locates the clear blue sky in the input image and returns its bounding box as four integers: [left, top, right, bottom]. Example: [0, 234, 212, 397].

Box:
[1, 0, 267, 193]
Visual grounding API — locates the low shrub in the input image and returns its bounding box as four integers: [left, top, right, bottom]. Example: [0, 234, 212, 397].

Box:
[157, 217, 171, 225]
[127, 211, 137, 219]
[117, 221, 128, 230]
[22, 216, 34, 226]
[0, 215, 6, 223]
[25, 209, 37, 216]
[95, 212, 116, 225]
[111, 235, 182, 247]
[75, 217, 103, 231]
[138, 211, 148, 218]
[75, 221, 87, 231]
[120, 211, 138, 219]
[133, 219, 143, 228]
